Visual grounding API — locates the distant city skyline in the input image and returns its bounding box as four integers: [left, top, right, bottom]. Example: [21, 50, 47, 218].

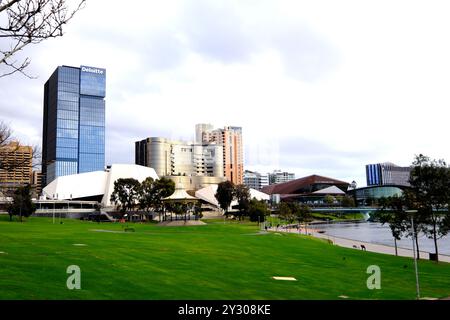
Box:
[2, 0, 450, 187]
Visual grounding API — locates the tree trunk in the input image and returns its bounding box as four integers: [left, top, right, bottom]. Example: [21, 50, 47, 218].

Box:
[432, 216, 439, 262]
[394, 238, 398, 256]
[415, 231, 420, 260]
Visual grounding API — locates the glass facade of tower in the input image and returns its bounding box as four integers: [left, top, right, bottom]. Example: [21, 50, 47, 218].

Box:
[42, 65, 106, 187]
[366, 163, 411, 187]
[366, 164, 381, 186]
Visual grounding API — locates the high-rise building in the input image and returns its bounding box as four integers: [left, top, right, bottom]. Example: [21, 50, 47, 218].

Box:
[243, 170, 269, 190]
[0, 141, 32, 195]
[366, 162, 411, 187]
[195, 123, 214, 143]
[135, 137, 224, 178]
[268, 170, 295, 185]
[198, 124, 243, 185]
[31, 170, 43, 196]
[42, 65, 106, 187]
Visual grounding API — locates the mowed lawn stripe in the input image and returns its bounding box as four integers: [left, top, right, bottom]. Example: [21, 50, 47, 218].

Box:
[0, 216, 449, 299]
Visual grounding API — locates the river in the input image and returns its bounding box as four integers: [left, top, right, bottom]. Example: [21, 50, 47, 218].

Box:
[309, 221, 450, 256]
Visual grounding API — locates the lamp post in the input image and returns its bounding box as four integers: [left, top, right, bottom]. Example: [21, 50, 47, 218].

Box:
[406, 210, 420, 300]
[52, 194, 55, 224]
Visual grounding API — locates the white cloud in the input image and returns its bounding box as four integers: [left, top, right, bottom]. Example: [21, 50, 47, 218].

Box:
[1, 0, 450, 187]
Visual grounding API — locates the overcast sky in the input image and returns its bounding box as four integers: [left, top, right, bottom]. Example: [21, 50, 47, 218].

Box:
[1, 0, 450, 187]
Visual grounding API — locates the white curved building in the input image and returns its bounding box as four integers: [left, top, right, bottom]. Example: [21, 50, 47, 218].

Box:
[194, 184, 270, 209]
[42, 164, 159, 207]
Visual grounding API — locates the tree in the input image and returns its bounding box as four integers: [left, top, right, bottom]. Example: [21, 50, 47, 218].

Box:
[324, 195, 335, 206]
[139, 177, 155, 214]
[365, 196, 375, 207]
[248, 199, 269, 222]
[215, 180, 235, 217]
[192, 202, 203, 220]
[152, 177, 175, 221]
[7, 183, 36, 221]
[0, 0, 85, 78]
[374, 195, 409, 256]
[278, 202, 295, 223]
[409, 154, 450, 262]
[341, 195, 356, 208]
[280, 202, 312, 232]
[137, 176, 175, 222]
[166, 202, 188, 221]
[297, 204, 312, 223]
[375, 191, 426, 259]
[110, 178, 141, 219]
[234, 184, 250, 220]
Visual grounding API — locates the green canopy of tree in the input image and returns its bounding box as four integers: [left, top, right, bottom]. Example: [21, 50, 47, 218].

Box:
[324, 195, 335, 205]
[277, 202, 296, 223]
[110, 178, 141, 217]
[296, 203, 313, 223]
[153, 177, 175, 221]
[408, 154, 450, 261]
[215, 181, 235, 216]
[234, 184, 250, 220]
[340, 195, 356, 208]
[139, 177, 156, 213]
[7, 184, 36, 221]
[375, 195, 415, 256]
[248, 199, 269, 222]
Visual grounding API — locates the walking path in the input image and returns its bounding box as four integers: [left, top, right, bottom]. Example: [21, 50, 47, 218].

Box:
[268, 226, 450, 263]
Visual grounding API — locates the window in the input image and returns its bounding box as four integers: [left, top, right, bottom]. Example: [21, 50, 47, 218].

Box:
[80, 71, 106, 97]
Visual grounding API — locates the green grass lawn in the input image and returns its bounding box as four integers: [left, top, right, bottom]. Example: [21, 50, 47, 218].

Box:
[0, 215, 449, 300]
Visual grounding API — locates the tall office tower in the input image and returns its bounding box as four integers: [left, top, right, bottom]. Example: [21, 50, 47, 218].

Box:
[198, 124, 244, 185]
[366, 162, 411, 187]
[268, 170, 295, 185]
[42, 65, 106, 187]
[0, 141, 32, 195]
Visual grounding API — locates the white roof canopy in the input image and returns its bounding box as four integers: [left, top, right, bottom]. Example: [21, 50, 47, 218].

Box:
[312, 185, 345, 195]
[43, 164, 159, 207]
[163, 183, 198, 201]
[194, 184, 269, 208]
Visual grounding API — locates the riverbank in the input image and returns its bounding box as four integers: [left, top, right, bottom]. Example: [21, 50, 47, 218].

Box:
[268, 225, 450, 263]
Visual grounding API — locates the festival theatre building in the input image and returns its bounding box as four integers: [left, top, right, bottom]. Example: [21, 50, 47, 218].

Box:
[261, 174, 350, 204]
[42, 65, 106, 187]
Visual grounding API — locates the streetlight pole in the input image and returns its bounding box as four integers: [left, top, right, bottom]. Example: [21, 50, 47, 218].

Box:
[407, 210, 420, 300]
[52, 194, 55, 224]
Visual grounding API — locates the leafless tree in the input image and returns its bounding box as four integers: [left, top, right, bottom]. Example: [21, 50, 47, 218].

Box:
[0, 120, 13, 146]
[0, 0, 86, 78]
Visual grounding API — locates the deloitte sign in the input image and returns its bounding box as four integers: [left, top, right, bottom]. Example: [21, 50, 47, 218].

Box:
[81, 65, 105, 75]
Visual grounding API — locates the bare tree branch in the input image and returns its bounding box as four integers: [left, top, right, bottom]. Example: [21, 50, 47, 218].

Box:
[0, 0, 86, 78]
[0, 120, 13, 145]
[0, 0, 21, 13]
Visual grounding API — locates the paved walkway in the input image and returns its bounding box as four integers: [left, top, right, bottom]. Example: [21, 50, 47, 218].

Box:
[268, 226, 450, 263]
